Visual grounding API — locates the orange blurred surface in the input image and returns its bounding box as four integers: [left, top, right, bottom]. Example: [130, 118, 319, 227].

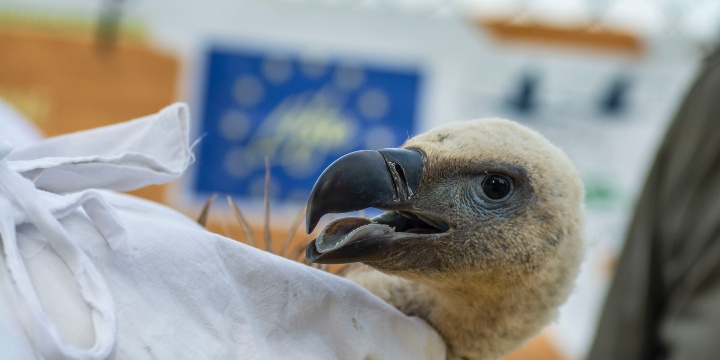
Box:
[504, 332, 565, 360]
[478, 18, 642, 57]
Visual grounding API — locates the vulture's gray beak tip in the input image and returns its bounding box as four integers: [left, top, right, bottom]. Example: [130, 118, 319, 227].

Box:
[305, 240, 321, 262]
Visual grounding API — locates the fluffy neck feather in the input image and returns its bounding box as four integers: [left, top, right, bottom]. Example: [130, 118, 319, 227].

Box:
[345, 241, 581, 360]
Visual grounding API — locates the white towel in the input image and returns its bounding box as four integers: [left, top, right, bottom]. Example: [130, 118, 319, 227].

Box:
[0, 103, 445, 360]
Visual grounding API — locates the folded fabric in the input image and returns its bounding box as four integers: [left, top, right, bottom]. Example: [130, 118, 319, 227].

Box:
[0, 103, 445, 360]
[8, 104, 193, 193]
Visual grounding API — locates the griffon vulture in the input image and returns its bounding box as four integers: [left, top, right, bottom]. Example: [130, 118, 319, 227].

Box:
[305, 118, 584, 360]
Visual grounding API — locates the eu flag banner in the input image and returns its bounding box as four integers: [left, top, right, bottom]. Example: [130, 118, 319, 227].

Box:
[194, 46, 423, 204]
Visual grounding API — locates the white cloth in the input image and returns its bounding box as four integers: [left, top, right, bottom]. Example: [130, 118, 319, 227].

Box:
[0, 103, 446, 360]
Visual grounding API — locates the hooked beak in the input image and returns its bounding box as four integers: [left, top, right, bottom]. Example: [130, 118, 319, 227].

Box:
[305, 148, 448, 264]
[306, 148, 425, 233]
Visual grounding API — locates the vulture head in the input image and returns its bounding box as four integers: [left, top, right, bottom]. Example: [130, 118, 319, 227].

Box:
[305, 119, 584, 359]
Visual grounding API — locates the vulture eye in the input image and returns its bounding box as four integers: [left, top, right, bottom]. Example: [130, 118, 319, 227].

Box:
[481, 174, 512, 200]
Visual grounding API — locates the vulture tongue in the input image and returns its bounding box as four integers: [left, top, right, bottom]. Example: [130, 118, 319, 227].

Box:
[315, 217, 394, 254]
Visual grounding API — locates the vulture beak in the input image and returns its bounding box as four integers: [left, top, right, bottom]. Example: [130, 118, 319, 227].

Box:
[306, 148, 425, 233]
[305, 148, 447, 264]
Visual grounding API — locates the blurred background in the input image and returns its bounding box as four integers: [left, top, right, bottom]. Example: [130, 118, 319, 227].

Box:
[1, 0, 718, 358]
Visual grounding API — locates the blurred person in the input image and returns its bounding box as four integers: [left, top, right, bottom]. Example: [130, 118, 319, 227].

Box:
[589, 46, 720, 359]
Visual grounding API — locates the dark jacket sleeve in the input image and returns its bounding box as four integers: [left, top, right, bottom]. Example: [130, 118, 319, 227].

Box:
[589, 47, 720, 360]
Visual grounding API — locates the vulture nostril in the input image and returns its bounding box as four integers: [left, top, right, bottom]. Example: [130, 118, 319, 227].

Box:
[393, 163, 412, 198]
[384, 160, 409, 202]
[376, 148, 424, 204]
